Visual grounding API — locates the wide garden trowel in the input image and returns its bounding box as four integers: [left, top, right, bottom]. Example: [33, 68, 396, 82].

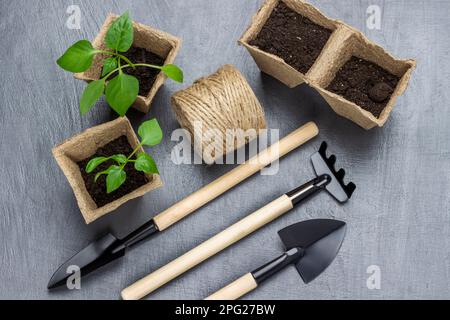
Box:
[206, 219, 346, 300]
[121, 142, 355, 299]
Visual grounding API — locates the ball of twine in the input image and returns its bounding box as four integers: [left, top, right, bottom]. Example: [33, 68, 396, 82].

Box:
[171, 64, 266, 163]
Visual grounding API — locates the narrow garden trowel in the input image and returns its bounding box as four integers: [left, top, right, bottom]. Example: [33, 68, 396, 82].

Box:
[121, 142, 355, 299]
[205, 219, 346, 300]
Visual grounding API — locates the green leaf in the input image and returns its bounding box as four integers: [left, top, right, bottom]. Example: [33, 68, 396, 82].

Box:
[57, 40, 96, 72]
[94, 171, 106, 182]
[138, 118, 163, 146]
[111, 154, 127, 165]
[80, 79, 105, 115]
[106, 166, 126, 193]
[135, 153, 158, 174]
[161, 64, 183, 83]
[86, 156, 109, 173]
[94, 164, 116, 182]
[105, 73, 139, 116]
[101, 57, 118, 77]
[105, 12, 133, 52]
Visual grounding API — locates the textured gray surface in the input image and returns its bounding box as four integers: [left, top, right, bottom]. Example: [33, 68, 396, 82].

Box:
[0, 0, 449, 300]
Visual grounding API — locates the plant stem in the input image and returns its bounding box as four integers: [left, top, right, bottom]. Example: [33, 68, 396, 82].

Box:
[119, 143, 143, 171]
[95, 49, 136, 68]
[116, 53, 135, 67]
[134, 63, 163, 70]
[128, 144, 143, 161]
[118, 54, 122, 74]
[102, 63, 162, 81]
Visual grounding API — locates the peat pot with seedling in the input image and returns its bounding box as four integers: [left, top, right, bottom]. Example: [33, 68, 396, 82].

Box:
[57, 12, 183, 116]
[86, 118, 163, 194]
[52, 117, 163, 224]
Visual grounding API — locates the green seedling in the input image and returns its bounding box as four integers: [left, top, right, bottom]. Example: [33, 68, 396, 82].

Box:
[86, 118, 163, 194]
[57, 12, 183, 116]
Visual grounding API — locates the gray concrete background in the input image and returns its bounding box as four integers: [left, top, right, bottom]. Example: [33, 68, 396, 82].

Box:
[0, 0, 449, 300]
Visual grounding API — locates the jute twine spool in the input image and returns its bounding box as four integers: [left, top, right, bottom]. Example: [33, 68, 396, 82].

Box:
[171, 65, 266, 164]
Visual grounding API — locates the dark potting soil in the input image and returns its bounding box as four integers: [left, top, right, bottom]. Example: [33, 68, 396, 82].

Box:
[249, 2, 332, 74]
[119, 46, 165, 96]
[77, 136, 149, 207]
[326, 56, 400, 118]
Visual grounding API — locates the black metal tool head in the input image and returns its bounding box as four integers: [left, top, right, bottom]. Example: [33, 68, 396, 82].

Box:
[311, 142, 356, 203]
[278, 219, 346, 284]
[47, 233, 125, 289]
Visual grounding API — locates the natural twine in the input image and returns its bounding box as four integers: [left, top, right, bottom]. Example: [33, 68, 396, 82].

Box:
[171, 65, 266, 163]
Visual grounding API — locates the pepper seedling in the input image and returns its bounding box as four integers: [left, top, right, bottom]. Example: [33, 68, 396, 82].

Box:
[57, 12, 183, 116]
[86, 118, 163, 194]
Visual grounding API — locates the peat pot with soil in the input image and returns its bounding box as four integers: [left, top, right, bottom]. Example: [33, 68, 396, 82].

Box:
[57, 12, 183, 115]
[240, 0, 415, 129]
[52, 117, 163, 224]
[239, 0, 336, 88]
[314, 34, 416, 129]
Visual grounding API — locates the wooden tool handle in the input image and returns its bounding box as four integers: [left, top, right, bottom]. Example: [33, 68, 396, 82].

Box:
[121, 195, 293, 300]
[153, 122, 318, 231]
[205, 273, 257, 300]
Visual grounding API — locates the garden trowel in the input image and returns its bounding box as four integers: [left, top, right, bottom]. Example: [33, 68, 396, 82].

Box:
[205, 219, 346, 300]
[121, 142, 355, 299]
